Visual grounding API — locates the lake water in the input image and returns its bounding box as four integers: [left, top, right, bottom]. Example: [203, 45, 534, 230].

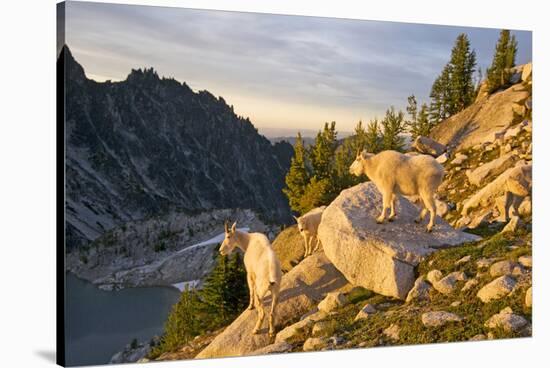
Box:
[65, 273, 181, 366]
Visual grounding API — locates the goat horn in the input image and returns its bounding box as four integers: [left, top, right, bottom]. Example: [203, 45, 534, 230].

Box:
[224, 220, 229, 233]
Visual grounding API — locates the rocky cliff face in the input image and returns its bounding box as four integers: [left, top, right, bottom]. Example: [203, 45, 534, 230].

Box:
[61, 46, 293, 249]
[429, 63, 532, 151]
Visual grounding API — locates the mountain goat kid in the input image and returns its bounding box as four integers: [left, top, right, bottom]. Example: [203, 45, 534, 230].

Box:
[219, 221, 282, 337]
[349, 150, 444, 232]
[293, 206, 326, 257]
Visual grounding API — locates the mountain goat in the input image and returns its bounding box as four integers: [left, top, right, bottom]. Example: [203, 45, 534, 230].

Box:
[293, 206, 326, 257]
[219, 221, 282, 337]
[349, 149, 444, 232]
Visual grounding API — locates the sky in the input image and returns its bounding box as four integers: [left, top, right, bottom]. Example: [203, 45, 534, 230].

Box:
[63, 1, 532, 137]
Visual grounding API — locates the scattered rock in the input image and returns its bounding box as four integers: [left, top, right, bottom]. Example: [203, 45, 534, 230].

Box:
[436, 199, 450, 217]
[461, 163, 531, 216]
[436, 153, 449, 164]
[318, 292, 348, 314]
[248, 341, 292, 356]
[354, 303, 377, 321]
[406, 276, 432, 303]
[421, 311, 463, 327]
[512, 265, 526, 276]
[485, 307, 529, 334]
[312, 321, 332, 336]
[461, 278, 479, 292]
[328, 335, 345, 346]
[465, 153, 517, 186]
[518, 196, 532, 216]
[427, 269, 443, 284]
[275, 318, 314, 343]
[432, 271, 467, 294]
[300, 307, 327, 322]
[303, 337, 329, 352]
[476, 258, 494, 269]
[477, 275, 516, 303]
[383, 324, 401, 341]
[413, 136, 446, 156]
[451, 152, 468, 165]
[318, 182, 478, 299]
[525, 287, 532, 308]
[469, 334, 487, 341]
[504, 124, 523, 140]
[489, 260, 517, 277]
[501, 216, 521, 233]
[455, 255, 471, 266]
[518, 256, 532, 268]
[450, 301, 461, 307]
[467, 210, 492, 229]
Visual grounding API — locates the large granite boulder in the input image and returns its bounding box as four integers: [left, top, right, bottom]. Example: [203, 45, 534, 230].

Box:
[195, 253, 349, 358]
[318, 182, 480, 299]
[412, 136, 446, 156]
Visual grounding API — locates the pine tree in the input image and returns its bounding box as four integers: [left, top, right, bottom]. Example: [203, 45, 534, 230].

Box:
[351, 120, 368, 153]
[406, 95, 419, 140]
[406, 94, 418, 127]
[365, 118, 382, 153]
[297, 177, 330, 214]
[283, 133, 310, 213]
[428, 34, 477, 125]
[486, 30, 517, 92]
[310, 122, 338, 180]
[429, 63, 452, 125]
[199, 252, 248, 325]
[448, 33, 477, 112]
[152, 287, 203, 355]
[150, 251, 249, 358]
[381, 106, 406, 151]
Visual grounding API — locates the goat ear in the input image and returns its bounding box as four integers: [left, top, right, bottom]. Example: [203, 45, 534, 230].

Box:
[293, 215, 299, 222]
[361, 150, 372, 160]
[231, 222, 237, 233]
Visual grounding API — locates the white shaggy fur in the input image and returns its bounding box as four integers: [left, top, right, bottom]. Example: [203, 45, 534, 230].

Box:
[293, 206, 325, 257]
[220, 222, 282, 337]
[349, 150, 445, 232]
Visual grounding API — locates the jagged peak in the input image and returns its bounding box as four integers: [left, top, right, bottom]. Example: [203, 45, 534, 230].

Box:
[126, 67, 160, 83]
[58, 44, 86, 82]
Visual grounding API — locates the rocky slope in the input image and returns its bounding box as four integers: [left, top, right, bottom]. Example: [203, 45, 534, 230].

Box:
[61, 45, 293, 249]
[430, 63, 531, 151]
[146, 63, 533, 361]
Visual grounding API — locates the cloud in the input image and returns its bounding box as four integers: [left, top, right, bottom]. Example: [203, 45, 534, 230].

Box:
[65, 2, 532, 133]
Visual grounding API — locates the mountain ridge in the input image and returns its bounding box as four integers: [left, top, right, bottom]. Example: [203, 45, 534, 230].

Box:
[61, 45, 293, 249]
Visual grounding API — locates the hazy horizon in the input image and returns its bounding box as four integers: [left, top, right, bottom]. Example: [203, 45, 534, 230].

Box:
[63, 1, 532, 134]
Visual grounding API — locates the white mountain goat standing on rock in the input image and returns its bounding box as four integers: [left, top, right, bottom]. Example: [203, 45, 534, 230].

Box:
[219, 221, 282, 337]
[349, 150, 444, 232]
[293, 206, 326, 257]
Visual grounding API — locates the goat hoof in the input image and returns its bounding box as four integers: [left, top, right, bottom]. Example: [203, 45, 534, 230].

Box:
[376, 219, 384, 224]
[388, 216, 396, 222]
[426, 227, 433, 233]
[414, 218, 421, 224]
